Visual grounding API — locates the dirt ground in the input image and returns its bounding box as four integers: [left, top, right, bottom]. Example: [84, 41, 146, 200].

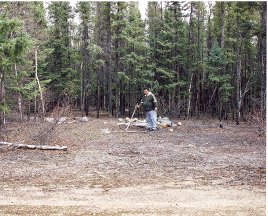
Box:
[0, 117, 266, 215]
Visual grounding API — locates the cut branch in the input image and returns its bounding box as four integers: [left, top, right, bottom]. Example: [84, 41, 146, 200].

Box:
[0, 141, 67, 151]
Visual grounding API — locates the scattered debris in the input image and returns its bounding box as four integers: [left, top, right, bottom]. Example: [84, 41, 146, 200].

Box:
[45, 117, 55, 123]
[75, 116, 89, 122]
[117, 118, 147, 128]
[118, 118, 124, 122]
[125, 117, 139, 123]
[158, 117, 174, 128]
[44, 116, 89, 124]
[29, 116, 41, 122]
[0, 141, 67, 151]
[187, 144, 196, 148]
[0, 118, 265, 214]
[100, 128, 111, 134]
[132, 119, 147, 128]
[115, 130, 147, 133]
[58, 117, 68, 124]
[118, 117, 178, 130]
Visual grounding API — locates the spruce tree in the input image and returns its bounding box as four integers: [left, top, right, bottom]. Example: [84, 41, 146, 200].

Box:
[76, 1, 92, 116]
[120, 2, 148, 116]
[112, 2, 128, 116]
[0, 16, 32, 126]
[46, 2, 78, 105]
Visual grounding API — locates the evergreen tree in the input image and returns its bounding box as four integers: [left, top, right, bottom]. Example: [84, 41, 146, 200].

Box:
[112, 2, 128, 116]
[46, 2, 78, 106]
[76, 1, 92, 116]
[120, 2, 149, 116]
[205, 41, 232, 115]
[0, 1, 265, 122]
[0, 16, 32, 126]
[155, 2, 188, 116]
[0, 2, 48, 119]
[259, 2, 266, 117]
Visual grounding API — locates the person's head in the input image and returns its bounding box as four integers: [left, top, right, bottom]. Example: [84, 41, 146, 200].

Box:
[143, 87, 150, 96]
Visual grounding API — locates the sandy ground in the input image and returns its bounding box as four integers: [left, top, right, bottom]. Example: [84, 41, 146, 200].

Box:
[0, 117, 266, 215]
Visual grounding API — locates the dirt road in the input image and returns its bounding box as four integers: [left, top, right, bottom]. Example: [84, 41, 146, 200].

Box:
[0, 118, 265, 215]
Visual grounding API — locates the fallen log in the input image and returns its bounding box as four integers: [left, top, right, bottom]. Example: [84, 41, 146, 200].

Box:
[114, 130, 147, 133]
[0, 141, 67, 151]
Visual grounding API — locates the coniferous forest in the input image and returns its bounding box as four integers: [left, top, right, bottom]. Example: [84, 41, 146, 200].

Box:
[0, 1, 266, 126]
[0, 2, 266, 214]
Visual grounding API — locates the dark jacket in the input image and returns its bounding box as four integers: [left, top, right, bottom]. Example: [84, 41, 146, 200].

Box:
[141, 92, 157, 112]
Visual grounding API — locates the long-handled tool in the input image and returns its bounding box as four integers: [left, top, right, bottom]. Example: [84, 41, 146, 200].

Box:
[125, 104, 138, 131]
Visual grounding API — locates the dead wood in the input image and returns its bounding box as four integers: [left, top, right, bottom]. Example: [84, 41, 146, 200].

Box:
[0, 141, 67, 151]
[114, 130, 147, 133]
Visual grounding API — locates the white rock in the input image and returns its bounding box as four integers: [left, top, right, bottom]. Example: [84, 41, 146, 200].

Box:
[29, 116, 42, 123]
[100, 128, 111, 134]
[80, 116, 89, 122]
[45, 117, 55, 123]
[178, 122, 182, 126]
[118, 118, 124, 122]
[58, 117, 68, 124]
[75, 116, 89, 122]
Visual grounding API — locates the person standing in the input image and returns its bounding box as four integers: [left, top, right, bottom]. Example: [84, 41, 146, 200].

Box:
[137, 88, 158, 131]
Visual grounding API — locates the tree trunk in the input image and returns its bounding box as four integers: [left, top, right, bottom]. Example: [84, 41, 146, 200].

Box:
[186, 3, 194, 119]
[119, 80, 124, 116]
[187, 73, 193, 119]
[196, 2, 202, 117]
[174, 5, 181, 117]
[96, 79, 100, 118]
[81, 16, 91, 117]
[168, 91, 171, 114]
[114, 3, 120, 117]
[220, 2, 225, 49]
[219, 2, 225, 121]
[103, 2, 113, 117]
[260, 2, 266, 118]
[207, 3, 213, 55]
[0, 70, 5, 128]
[80, 61, 84, 111]
[35, 50, 45, 119]
[14, 63, 23, 121]
[236, 43, 242, 125]
[175, 65, 181, 117]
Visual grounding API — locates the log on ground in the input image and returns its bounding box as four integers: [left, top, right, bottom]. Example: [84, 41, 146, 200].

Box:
[0, 141, 67, 151]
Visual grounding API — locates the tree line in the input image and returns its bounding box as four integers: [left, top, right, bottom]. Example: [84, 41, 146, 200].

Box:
[0, 1, 266, 126]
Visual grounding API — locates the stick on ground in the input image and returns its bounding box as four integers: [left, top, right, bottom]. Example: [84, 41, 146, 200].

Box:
[125, 105, 138, 131]
[0, 141, 67, 151]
